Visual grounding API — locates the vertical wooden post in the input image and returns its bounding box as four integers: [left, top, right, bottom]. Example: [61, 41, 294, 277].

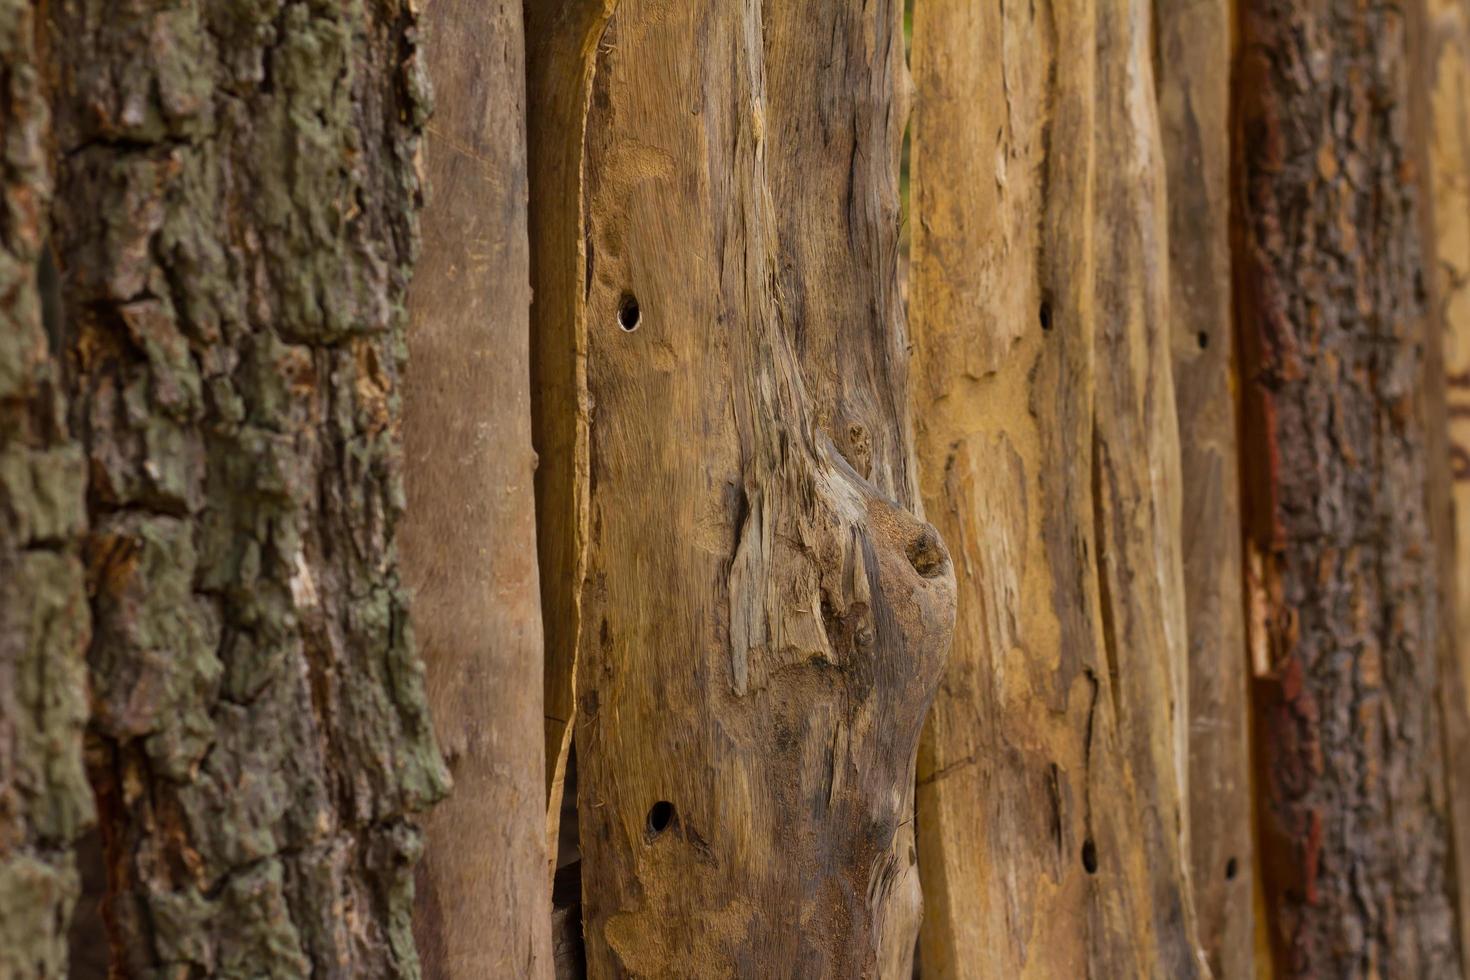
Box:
[402, 1, 552, 976]
[910, 2, 1205, 974]
[568, 2, 955, 974]
[1155, 1, 1255, 975]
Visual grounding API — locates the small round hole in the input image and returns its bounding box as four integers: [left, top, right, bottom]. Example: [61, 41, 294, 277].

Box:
[1081, 839, 1098, 874]
[1197, 331, 1210, 350]
[1225, 857, 1238, 881]
[1039, 300, 1053, 332]
[646, 800, 675, 838]
[618, 293, 641, 332]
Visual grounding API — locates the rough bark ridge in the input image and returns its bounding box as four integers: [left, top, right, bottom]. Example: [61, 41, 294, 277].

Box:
[1154, 1, 1255, 975]
[571, 1, 955, 975]
[0, 2, 94, 975]
[1237, 1, 1465, 974]
[401, 1, 551, 977]
[910, 1, 1204, 976]
[46, 2, 449, 974]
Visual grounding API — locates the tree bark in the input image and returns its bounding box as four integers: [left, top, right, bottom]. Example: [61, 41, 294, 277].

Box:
[0, 3, 93, 975]
[567, 1, 955, 975]
[47, 2, 448, 974]
[910, 2, 1204, 975]
[1237, 1, 1467, 974]
[401, 1, 551, 977]
[1154, 1, 1256, 976]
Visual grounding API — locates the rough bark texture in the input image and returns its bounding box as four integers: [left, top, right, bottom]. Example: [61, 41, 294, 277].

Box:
[568, 1, 955, 975]
[401, 0, 551, 976]
[524, 0, 612, 856]
[1154, 1, 1256, 976]
[910, 2, 1204, 976]
[1237, 1, 1466, 975]
[0, 2, 94, 975]
[47, 2, 449, 974]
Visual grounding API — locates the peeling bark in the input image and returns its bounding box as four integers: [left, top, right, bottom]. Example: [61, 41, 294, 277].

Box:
[1237, 1, 1466, 974]
[0, 3, 93, 975]
[567, 2, 955, 975]
[47, 2, 448, 974]
[910, 2, 1204, 975]
[402, 0, 551, 976]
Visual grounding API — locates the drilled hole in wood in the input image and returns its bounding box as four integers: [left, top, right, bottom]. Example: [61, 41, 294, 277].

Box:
[1225, 857, 1238, 881]
[646, 800, 675, 839]
[1197, 331, 1209, 350]
[1039, 300, 1053, 332]
[618, 293, 641, 331]
[1081, 839, 1098, 874]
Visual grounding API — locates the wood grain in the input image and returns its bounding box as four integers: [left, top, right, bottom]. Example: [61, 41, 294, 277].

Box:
[569, 2, 956, 974]
[1154, 1, 1255, 975]
[402, 1, 552, 975]
[910, 2, 1205, 975]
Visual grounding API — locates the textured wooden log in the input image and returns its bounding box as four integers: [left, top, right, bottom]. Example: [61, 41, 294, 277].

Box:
[1154, 1, 1255, 975]
[910, 2, 1205, 975]
[1237, 1, 1467, 974]
[48, 2, 448, 973]
[0, 3, 93, 975]
[568, 1, 956, 975]
[401, 0, 551, 975]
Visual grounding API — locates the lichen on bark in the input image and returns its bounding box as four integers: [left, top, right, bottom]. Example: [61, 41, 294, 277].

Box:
[45, 1, 448, 974]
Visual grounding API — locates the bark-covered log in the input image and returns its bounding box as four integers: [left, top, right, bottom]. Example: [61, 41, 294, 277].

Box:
[1237, 1, 1467, 974]
[401, 0, 551, 976]
[46, 2, 448, 974]
[0, 2, 93, 975]
[1154, 1, 1255, 975]
[567, 1, 955, 975]
[910, 2, 1204, 975]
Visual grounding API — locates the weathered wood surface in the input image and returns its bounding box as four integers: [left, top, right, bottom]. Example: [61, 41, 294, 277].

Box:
[0, 3, 94, 975]
[1414, 0, 1470, 973]
[910, 1, 1204, 975]
[1154, 1, 1255, 976]
[524, 0, 613, 859]
[401, 1, 551, 976]
[760, 3, 926, 972]
[1237, 1, 1466, 974]
[48, 2, 448, 974]
[567, 0, 956, 975]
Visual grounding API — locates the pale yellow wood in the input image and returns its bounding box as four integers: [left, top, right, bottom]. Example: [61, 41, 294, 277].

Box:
[910, 2, 1205, 975]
